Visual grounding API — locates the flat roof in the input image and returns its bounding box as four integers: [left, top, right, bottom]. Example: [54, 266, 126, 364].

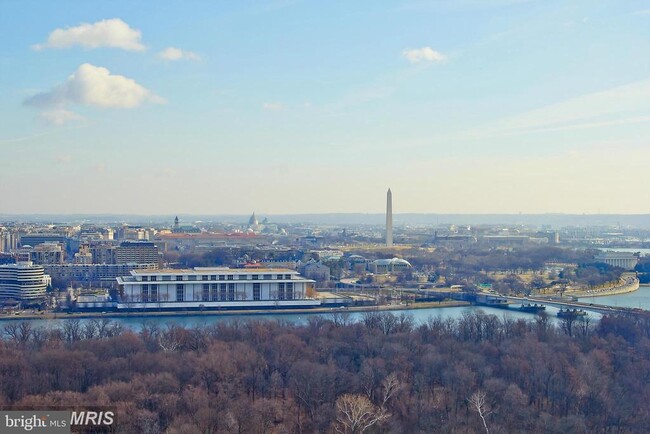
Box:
[132, 267, 298, 275]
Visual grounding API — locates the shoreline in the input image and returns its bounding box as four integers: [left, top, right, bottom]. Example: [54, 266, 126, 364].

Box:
[0, 300, 471, 322]
[567, 278, 640, 298]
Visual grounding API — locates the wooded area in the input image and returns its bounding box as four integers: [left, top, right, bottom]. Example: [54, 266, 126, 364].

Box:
[1, 311, 649, 433]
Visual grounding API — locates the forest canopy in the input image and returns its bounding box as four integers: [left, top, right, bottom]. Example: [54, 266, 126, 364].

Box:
[1, 312, 649, 433]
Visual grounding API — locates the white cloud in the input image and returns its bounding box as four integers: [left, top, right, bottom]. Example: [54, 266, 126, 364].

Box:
[402, 47, 447, 63]
[39, 108, 84, 126]
[33, 18, 145, 51]
[24, 63, 164, 109]
[487, 79, 650, 135]
[262, 102, 284, 111]
[159, 47, 201, 61]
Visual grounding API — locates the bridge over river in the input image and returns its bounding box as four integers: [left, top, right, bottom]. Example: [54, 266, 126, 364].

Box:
[500, 295, 648, 317]
[416, 289, 649, 317]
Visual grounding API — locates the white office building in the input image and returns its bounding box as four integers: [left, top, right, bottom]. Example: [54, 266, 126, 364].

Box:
[0, 261, 49, 303]
[116, 267, 318, 310]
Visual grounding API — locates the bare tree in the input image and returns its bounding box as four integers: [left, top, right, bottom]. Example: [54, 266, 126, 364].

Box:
[62, 319, 82, 343]
[158, 326, 182, 352]
[380, 372, 403, 408]
[468, 390, 491, 434]
[329, 310, 352, 327]
[3, 322, 34, 346]
[335, 394, 389, 434]
[3, 323, 20, 344]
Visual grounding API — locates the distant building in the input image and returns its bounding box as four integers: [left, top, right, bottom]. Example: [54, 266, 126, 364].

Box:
[0, 253, 15, 265]
[535, 231, 560, 244]
[300, 261, 331, 282]
[258, 260, 299, 270]
[117, 225, 152, 240]
[368, 258, 412, 274]
[434, 234, 477, 248]
[301, 236, 325, 248]
[1, 229, 18, 253]
[155, 232, 267, 250]
[247, 212, 263, 233]
[115, 241, 161, 266]
[74, 244, 93, 264]
[0, 262, 49, 303]
[45, 263, 158, 288]
[171, 216, 200, 234]
[91, 243, 118, 264]
[76, 293, 112, 309]
[480, 235, 530, 247]
[20, 233, 68, 248]
[29, 242, 65, 265]
[310, 250, 344, 261]
[594, 251, 639, 270]
[116, 267, 317, 310]
[78, 225, 114, 241]
[346, 255, 369, 275]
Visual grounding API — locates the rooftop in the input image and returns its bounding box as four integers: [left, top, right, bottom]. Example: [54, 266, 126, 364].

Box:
[132, 267, 299, 275]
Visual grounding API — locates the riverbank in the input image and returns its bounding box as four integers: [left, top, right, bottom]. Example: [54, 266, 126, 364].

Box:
[568, 277, 640, 298]
[0, 300, 471, 322]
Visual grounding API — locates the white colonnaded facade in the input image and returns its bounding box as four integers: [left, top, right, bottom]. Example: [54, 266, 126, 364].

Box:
[594, 251, 639, 270]
[116, 267, 318, 310]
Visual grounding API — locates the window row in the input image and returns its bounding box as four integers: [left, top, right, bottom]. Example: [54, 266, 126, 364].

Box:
[141, 273, 293, 282]
[138, 282, 294, 302]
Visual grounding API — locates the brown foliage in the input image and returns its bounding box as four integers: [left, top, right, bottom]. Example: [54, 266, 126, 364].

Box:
[0, 313, 648, 433]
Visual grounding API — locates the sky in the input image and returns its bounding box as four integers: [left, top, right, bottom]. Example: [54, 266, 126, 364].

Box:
[1, 0, 649, 215]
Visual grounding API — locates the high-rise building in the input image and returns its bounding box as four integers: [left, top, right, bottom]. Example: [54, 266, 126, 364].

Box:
[74, 243, 93, 264]
[115, 241, 160, 266]
[29, 242, 65, 265]
[91, 243, 118, 264]
[1, 229, 18, 253]
[386, 188, 393, 247]
[0, 261, 49, 303]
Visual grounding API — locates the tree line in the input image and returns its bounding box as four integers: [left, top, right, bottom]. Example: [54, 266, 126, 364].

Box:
[2, 311, 649, 433]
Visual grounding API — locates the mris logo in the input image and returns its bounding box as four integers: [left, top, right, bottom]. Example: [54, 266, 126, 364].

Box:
[69, 411, 114, 427]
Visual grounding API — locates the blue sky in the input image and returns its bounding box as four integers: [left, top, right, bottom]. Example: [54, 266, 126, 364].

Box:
[1, 0, 649, 215]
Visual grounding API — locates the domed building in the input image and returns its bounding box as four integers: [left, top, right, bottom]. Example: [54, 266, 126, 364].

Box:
[247, 212, 263, 233]
[368, 258, 412, 274]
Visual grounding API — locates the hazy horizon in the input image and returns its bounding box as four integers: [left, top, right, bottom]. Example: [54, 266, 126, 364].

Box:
[1, 1, 649, 215]
[2, 212, 650, 228]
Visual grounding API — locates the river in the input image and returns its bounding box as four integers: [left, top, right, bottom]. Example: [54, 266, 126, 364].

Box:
[578, 284, 650, 310]
[0, 305, 597, 331]
[3, 286, 649, 331]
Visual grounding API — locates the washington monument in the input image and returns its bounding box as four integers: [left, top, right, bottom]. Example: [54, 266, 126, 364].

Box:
[386, 188, 393, 247]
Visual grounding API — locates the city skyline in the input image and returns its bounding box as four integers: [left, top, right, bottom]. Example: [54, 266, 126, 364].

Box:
[1, 1, 650, 215]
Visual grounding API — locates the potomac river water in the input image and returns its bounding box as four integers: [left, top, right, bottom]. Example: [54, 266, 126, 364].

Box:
[3, 286, 650, 331]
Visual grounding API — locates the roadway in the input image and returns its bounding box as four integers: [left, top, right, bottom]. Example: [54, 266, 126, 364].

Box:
[501, 294, 645, 316]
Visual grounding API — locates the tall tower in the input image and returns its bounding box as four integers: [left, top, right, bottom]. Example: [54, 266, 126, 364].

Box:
[386, 188, 393, 247]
